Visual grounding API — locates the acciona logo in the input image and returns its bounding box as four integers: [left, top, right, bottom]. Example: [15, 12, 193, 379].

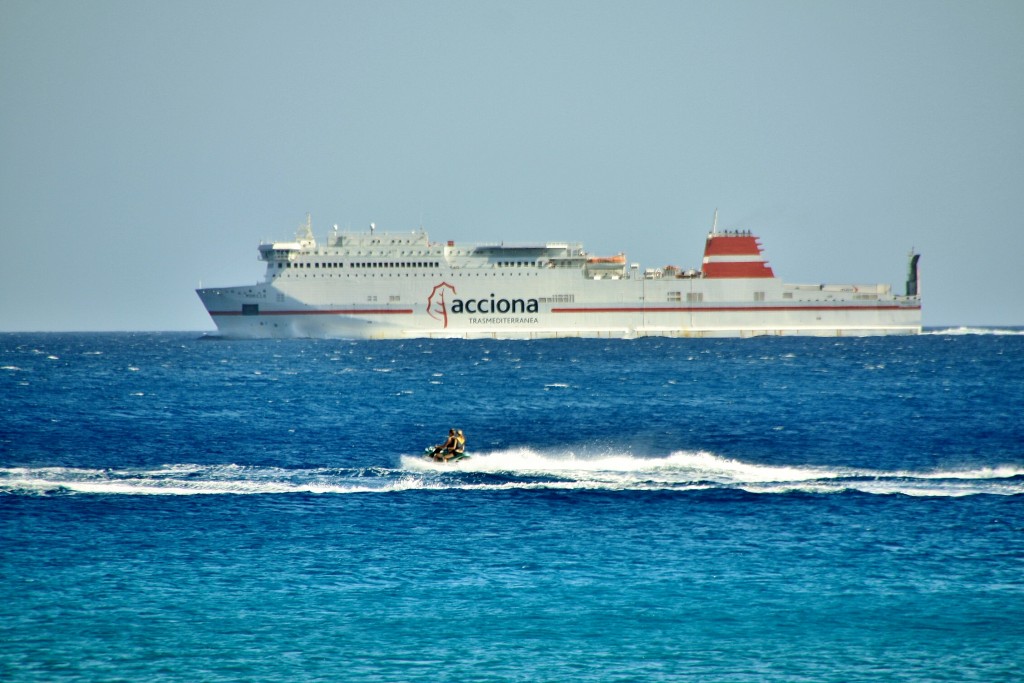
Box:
[426, 282, 457, 327]
[426, 282, 539, 328]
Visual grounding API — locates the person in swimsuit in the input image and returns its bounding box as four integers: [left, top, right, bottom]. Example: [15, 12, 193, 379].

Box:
[444, 429, 466, 461]
[432, 429, 457, 461]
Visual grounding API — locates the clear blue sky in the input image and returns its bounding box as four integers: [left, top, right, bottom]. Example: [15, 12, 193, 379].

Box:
[2, 0, 1021, 331]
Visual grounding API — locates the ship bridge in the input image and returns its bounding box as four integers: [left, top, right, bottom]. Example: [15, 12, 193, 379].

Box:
[258, 214, 317, 263]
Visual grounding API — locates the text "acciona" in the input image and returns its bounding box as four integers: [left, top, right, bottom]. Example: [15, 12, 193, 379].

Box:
[449, 295, 540, 314]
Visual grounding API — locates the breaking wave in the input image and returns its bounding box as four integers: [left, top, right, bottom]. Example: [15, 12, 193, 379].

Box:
[3, 451, 1022, 497]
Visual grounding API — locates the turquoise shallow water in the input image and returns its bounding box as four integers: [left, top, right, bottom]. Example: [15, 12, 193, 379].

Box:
[2, 331, 1023, 681]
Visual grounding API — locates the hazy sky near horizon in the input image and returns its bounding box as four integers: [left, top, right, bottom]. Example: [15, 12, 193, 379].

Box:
[2, 0, 1022, 331]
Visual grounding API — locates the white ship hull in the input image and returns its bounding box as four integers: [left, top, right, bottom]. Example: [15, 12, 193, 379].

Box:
[197, 218, 921, 339]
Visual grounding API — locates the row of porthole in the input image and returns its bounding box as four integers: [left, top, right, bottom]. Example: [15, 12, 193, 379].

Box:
[277, 261, 443, 269]
[274, 271, 542, 278]
[279, 260, 542, 269]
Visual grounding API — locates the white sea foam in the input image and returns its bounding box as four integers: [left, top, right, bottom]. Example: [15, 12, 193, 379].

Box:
[0, 465, 415, 496]
[404, 448, 841, 482]
[2, 453, 1022, 497]
[924, 327, 1024, 336]
[400, 448, 1024, 496]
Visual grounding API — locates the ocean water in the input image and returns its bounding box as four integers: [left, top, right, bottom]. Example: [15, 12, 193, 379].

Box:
[2, 330, 1023, 682]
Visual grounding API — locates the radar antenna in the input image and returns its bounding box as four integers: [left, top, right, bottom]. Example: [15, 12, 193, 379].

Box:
[297, 212, 314, 241]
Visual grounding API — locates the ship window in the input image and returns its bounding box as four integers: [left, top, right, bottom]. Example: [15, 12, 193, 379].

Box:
[242, 304, 259, 316]
[754, 291, 765, 301]
[687, 293, 703, 303]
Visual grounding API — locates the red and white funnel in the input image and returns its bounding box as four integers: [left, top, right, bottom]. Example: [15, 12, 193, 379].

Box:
[701, 229, 775, 279]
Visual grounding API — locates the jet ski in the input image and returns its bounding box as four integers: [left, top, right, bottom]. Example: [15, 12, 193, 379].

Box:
[423, 446, 470, 463]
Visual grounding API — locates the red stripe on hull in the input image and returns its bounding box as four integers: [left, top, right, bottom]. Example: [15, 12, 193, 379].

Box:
[551, 305, 918, 314]
[210, 309, 414, 317]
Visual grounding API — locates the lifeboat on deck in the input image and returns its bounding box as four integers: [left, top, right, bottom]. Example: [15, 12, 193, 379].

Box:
[586, 254, 627, 270]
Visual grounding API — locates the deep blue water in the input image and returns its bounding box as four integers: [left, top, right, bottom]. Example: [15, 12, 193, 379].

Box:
[2, 330, 1023, 681]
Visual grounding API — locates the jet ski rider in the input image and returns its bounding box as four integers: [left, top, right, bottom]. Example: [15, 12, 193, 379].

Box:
[432, 429, 457, 461]
[451, 430, 466, 460]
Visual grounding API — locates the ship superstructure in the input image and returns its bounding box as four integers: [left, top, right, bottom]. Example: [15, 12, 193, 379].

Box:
[196, 215, 922, 339]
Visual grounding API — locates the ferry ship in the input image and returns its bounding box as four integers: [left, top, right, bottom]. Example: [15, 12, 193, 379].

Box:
[197, 215, 922, 339]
